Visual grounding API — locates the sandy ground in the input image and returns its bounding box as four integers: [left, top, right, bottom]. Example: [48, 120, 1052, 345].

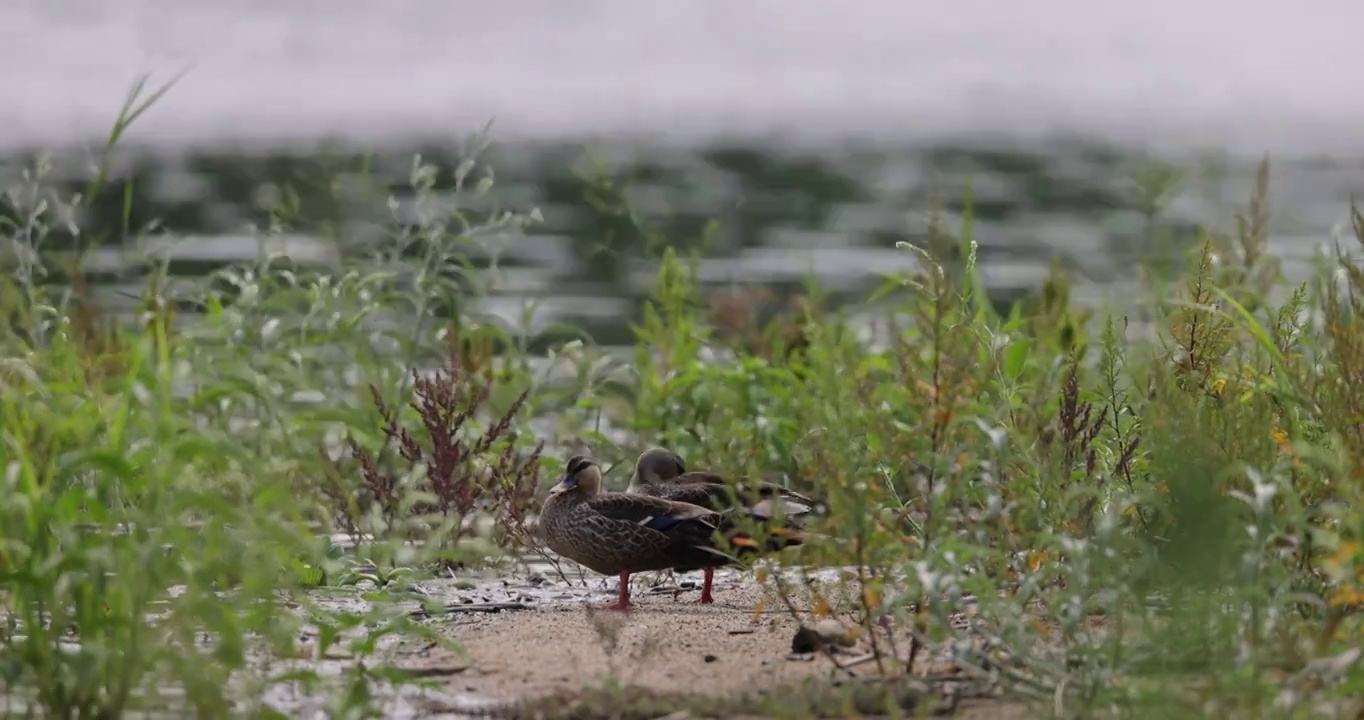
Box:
[388, 572, 1039, 718]
[447, 584, 839, 698]
[283, 565, 1363, 719]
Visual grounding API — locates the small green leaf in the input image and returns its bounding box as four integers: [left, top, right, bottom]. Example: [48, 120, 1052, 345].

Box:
[1002, 338, 1032, 382]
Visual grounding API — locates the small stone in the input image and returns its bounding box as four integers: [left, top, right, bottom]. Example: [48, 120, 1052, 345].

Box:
[791, 619, 859, 654]
[704, 654, 718, 663]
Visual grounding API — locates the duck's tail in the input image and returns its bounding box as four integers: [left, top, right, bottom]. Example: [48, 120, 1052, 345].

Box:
[723, 522, 807, 555]
[741, 479, 830, 522]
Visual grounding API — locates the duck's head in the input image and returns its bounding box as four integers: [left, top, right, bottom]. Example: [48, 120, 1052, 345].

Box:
[550, 455, 603, 496]
[629, 447, 687, 490]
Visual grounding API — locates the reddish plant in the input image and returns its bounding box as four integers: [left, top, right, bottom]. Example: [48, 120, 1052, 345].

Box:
[321, 341, 544, 564]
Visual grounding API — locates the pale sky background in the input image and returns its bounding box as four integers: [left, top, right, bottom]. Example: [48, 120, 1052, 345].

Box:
[2, 0, 1361, 155]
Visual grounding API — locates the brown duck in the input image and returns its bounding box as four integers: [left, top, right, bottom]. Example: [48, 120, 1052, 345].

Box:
[540, 455, 769, 611]
[627, 447, 818, 603]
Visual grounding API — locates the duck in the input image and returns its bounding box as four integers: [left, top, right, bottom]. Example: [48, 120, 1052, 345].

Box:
[540, 455, 772, 611]
[626, 447, 818, 603]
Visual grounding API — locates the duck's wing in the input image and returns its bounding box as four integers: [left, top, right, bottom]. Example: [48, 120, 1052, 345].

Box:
[649, 478, 728, 508]
[660, 472, 818, 519]
[578, 492, 737, 570]
[583, 492, 721, 533]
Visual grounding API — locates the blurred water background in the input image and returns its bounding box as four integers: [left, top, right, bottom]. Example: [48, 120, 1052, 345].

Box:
[3, 0, 1363, 345]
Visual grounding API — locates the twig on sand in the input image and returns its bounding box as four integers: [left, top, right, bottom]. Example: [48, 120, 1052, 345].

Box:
[409, 601, 531, 617]
[837, 652, 881, 669]
[393, 662, 471, 678]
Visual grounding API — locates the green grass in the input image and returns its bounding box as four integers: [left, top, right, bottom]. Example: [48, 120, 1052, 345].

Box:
[3, 78, 1364, 718]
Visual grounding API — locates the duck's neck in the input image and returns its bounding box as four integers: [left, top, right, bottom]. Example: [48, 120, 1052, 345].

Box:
[626, 474, 650, 494]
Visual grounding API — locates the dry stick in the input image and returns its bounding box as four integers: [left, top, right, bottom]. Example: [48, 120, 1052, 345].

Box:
[770, 568, 866, 675]
[981, 633, 1073, 689]
[508, 520, 571, 585]
[770, 570, 850, 665]
[852, 533, 888, 676]
[878, 610, 902, 668]
[502, 503, 570, 585]
[905, 626, 1052, 702]
[837, 652, 881, 669]
[906, 529, 932, 673]
[983, 645, 1069, 698]
[409, 602, 530, 617]
[533, 548, 571, 585]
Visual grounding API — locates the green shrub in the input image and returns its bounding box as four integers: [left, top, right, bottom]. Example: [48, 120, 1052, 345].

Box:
[0, 77, 547, 717]
[4, 75, 1364, 718]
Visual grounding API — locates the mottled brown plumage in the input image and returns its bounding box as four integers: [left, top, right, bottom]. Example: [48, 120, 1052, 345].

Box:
[626, 447, 817, 603]
[539, 455, 748, 611]
[628, 447, 819, 518]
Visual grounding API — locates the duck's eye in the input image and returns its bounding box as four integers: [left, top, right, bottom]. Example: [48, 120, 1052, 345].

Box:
[565, 455, 595, 476]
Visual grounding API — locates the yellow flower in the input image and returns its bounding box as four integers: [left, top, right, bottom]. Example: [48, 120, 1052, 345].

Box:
[1270, 429, 1290, 452]
[1324, 542, 1359, 579]
[1328, 588, 1364, 608]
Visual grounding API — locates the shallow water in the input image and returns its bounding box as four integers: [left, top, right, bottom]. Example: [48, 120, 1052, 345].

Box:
[26, 138, 1357, 358]
[4, 1, 1364, 155]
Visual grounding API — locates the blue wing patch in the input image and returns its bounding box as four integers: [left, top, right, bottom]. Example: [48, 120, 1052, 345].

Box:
[639, 513, 685, 532]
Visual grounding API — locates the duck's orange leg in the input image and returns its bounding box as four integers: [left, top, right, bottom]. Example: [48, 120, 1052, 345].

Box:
[697, 567, 715, 604]
[606, 571, 633, 611]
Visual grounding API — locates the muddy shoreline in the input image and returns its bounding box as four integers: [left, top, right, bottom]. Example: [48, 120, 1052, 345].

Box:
[272, 565, 1036, 719]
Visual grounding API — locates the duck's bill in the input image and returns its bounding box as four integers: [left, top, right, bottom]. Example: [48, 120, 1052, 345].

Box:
[549, 474, 577, 494]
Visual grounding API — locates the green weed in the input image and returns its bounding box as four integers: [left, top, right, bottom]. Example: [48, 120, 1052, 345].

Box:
[605, 159, 1364, 717]
[5, 75, 1364, 719]
[0, 77, 547, 717]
